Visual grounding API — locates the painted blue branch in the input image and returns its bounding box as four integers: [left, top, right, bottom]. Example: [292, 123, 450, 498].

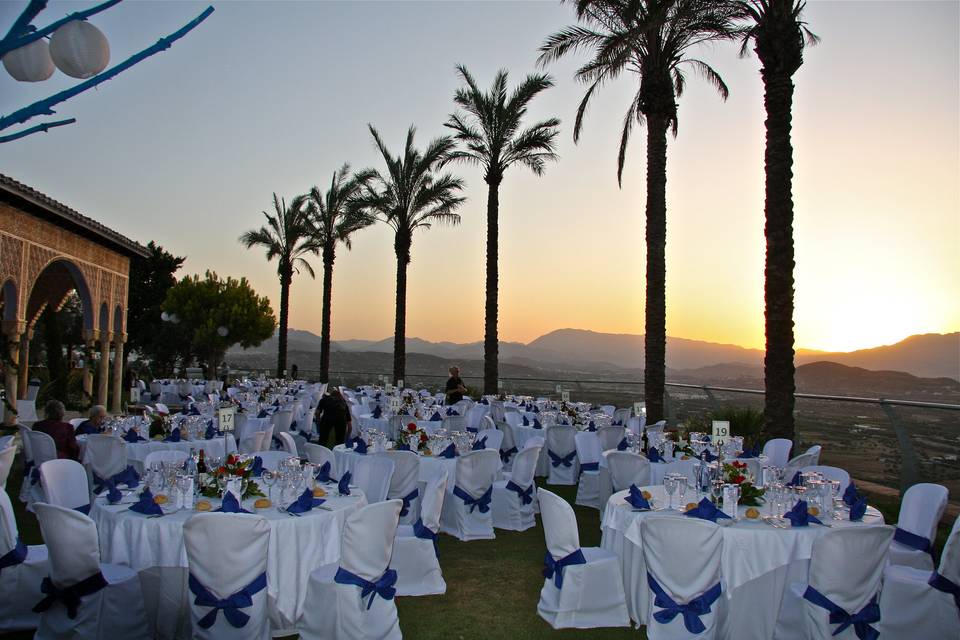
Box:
[0, 5, 215, 133]
[0, 0, 123, 58]
[0, 118, 76, 143]
[2, 0, 47, 42]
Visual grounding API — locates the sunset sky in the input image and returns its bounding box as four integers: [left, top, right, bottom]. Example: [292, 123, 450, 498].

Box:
[2, 1, 957, 353]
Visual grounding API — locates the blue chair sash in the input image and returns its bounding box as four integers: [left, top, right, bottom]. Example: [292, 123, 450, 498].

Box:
[499, 446, 517, 464]
[802, 586, 880, 640]
[647, 572, 721, 635]
[188, 571, 266, 629]
[22, 459, 34, 480]
[542, 548, 586, 589]
[399, 488, 419, 517]
[0, 538, 27, 574]
[30, 466, 40, 485]
[93, 465, 140, 493]
[74, 503, 91, 515]
[548, 449, 576, 468]
[580, 461, 599, 472]
[894, 527, 933, 556]
[452, 485, 492, 514]
[505, 480, 534, 506]
[334, 567, 397, 610]
[33, 571, 108, 619]
[928, 571, 960, 610]
[413, 518, 439, 557]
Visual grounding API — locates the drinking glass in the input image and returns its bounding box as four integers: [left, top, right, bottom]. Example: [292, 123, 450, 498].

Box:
[261, 470, 276, 504]
[663, 476, 677, 510]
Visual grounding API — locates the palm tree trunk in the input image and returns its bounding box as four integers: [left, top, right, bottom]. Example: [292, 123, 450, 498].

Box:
[483, 177, 501, 396]
[277, 269, 291, 378]
[761, 70, 797, 441]
[644, 115, 670, 422]
[393, 233, 411, 385]
[319, 245, 335, 384]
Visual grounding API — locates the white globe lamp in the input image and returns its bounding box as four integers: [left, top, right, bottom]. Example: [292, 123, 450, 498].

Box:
[2, 38, 55, 82]
[49, 20, 110, 79]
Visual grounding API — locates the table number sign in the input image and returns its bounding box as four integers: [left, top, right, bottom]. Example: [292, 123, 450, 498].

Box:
[711, 420, 730, 447]
[385, 383, 393, 393]
[218, 406, 236, 432]
[633, 402, 643, 417]
[561, 390, 570, 402]
[130, 386, 141, 403]
[397, 379, 404, 389]
[556, 384, 563, 393]
[389, 396, 403, 414]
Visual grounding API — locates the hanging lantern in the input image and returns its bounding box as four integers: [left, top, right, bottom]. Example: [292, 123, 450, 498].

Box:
[2, 38, 55, 82]
[217, 326, 229, 337]
[49, 20, 110, 79]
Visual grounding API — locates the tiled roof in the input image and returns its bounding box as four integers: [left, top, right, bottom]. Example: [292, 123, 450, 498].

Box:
[0, 173, 149, 258]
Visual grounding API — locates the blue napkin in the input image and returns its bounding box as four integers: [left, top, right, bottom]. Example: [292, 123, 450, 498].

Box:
[430, 412, 442, 422]
[589, 420, 596, 429]
[249, 456, 263, 477]
[345, 437, 355, 449]
[123, 429, 145, 443]
[106, 482, 122, 504]
[684, 498, 731, 522]
[353, 438, 368, 455]
[480, 398, 488, 405]
[471, 437, 487, 451]
[287, 488, 325, 514]
[849, 496, 867, 521]
[129, 489, 163, 516]
[372, 406, 382, 419]
[787, 471, 803, 487]
[625, 484, 651, 509]
[647, 447, 662, 462]
[257, 409, 268, 419]
[338, 471, 352, 496]
[189, 406, 201, 416]
[215, 491, 251, 513]
[784, 500, 822, 527]
[396, 442, 411, 451]
[164, 428, 181, 443]
[273, 399, 280, 407]
[439, 443, 458, 459]
[522, 416, 530, 426]
[533, 405, 540, 413]
[737, 445, 760, 459]
[315, 461, 333, 483]
[842, 481, 859, 507]
[204, 423, 219, 440]
[446, 407, 458, 416]
[533, 418, 542, 429]
[701, 450, 717, 463]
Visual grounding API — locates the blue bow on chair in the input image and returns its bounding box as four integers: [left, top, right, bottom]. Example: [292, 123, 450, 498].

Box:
[548, 449, 576, 468]
[543, 549, 586, 589]
[413, 518, 439, 557]
[499, 446, 517, 464]
[453, 485, 492, 513]
[928, 571, 960, 610]
[399, 488, 419, 517]
[334, 567, 398, 610]
[188, 572, 266, 629]
[93, 466, 140, 493]
[894, 527, 933, 558]
[803, 586, 880, 640]
[0, 538, 27, 573]
[580, 461, 599, 472]
[647, 573, 721, 634]
[33, 572, 108, 619]
[505, 481, 533, 505]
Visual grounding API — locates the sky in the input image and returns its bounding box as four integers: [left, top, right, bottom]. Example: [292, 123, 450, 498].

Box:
[1, 0, 957, 353]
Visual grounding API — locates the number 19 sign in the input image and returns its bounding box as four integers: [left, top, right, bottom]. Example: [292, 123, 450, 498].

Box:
[711, 420, 730, 447]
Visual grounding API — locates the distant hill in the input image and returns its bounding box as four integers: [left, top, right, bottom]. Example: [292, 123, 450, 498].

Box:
[795, 361, 960, 400]
[795, 333, 960, 380]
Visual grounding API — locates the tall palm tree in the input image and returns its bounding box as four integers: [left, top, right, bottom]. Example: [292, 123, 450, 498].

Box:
[356, 125, 466, 384]
[307, 165, 375, 384]
[735, 0, 818, 441]
[539, 0, 739, 421]
[446, 65, 561, 395]
[239, 194, 318, 378]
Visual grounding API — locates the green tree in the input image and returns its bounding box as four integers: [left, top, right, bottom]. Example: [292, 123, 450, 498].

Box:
[735, 0, 818, 442]
[445, 65, 561, 395]
[539, 0, 739, 420]
[239, 194, 318, 378]
[163, 271, 276, 374]
[356, 125, 466, 384]
[307, 165, 375, 384]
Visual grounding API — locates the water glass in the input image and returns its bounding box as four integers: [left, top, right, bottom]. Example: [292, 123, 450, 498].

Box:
[664, 476, 677, 510]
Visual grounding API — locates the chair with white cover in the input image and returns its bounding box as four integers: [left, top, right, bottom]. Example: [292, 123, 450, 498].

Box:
[503, 410, 523, 429]
[154, 402, 170, 415]
[440, 449, 499, 541]
[68, 418, 86, 430]
[25, 428, 57, 504]
[297, 500, 403, 640]
[643, 517, 724, 639]
[40, 459, 92, 514]
[599, 405, 616, 417]
[465, 404, 487, 433]
[606, 451, 652, 492]
[143, 450, 189, 470]
[17, 425, 35, 503]
[0, 489, 48, 631]
[762, 438, 792, 468]
[536, 488, 629, 629]
[474, 428, 503, 455]
[239, 430, 267, 455]
[575, 431, 602, 509]
[879, 514, 960, 638]
[492, 444, 541, 531]
[84, 435, 138, 494]
[352, 455, 395, 504]
[888, 482, 948, 571]
[546, 425, 579, 485]
[378, 450, 420, 524]
[32, 502, 150, 640]
[441, 415, 466, 432]
[800, 466, 851, 495]
[392, 469, 448, 596]
[612, 407, 632, 426]
[183, 513, 271, 640]
[276, 431, 298, 456]
[783, 452, 818, 484]
[303, 443, 337, 476]
[271, 409, 293, 434]
[597, 426, 625, 453]
[496, 419, 519, 471]
[805, 444, 822, 466]
[0, 444, 16, 489]
[251, 450, 295, 473]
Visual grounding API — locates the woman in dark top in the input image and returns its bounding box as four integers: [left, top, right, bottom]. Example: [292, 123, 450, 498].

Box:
[316, 389, 352, 447]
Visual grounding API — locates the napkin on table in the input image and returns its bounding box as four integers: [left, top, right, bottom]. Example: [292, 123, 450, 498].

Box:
[842, 481, 859, 507]
[338, 471, 352, 496]
[215, 491, 251, 514]
[625, 484, 651, 510]
[784, 499, 822, 527]
[249, 456, 263, 477]
[106, 482, 122, 504]
[471, 437, 487, 451]
[287, 488, 325, 514]
[353, 438, 368, 455]
[164, 428, 181, 443]
[315, 461, 333, 483]
[129, 488, 163, 516]
[430, 412, 443, 422]
[646, 447, 662, 462]
[438, 443, 458, 459]
[683, 498, 731, 522]
[849, 496, 868, 521]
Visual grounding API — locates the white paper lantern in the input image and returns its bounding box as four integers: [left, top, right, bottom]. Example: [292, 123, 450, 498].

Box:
[49, 20, 110, 79]
[160, 311, 169, 321]
[2, 38, 55, 82]
[217, 326, 229, 337]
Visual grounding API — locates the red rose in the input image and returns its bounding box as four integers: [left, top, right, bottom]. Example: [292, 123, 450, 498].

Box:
[407, 423, 417, 432]
[731, 475, 745, 484]
[419, 433, 428, 443]
[217, 466, 227, 475]
[227, 455, 237, 466]
[732, 461, 747, 469]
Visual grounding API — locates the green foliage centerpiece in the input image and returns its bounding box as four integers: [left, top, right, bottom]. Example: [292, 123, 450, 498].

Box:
[723, 461, 765, 506]
[399, 423, 429, 452]
[200, 454, 265, 500]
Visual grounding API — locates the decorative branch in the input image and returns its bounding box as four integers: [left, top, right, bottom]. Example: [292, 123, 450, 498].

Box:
[2, 0, 47, 42]
[0, 118, 76, 143]
[0, 0, 123, 58]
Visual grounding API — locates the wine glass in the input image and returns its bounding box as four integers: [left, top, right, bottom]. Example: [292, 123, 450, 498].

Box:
[675, 474, 688, 509]
[663, 475, 677, 510]
[261, 470, 276, 504]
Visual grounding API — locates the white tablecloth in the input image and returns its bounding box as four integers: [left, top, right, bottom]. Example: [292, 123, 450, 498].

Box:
[600, 485, 884, 638]
[599, 450, 699, 485]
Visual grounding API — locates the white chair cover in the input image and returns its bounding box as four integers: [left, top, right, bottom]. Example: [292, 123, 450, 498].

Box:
[440, 449, 499, 541]
[297, 500, 403, 640]
[889, 482, 948, 571]
[251, 450, 294, 472]
[183, 513, 271, 640]
[0, 489, 48, 631]
[497, 419, 518, 471]
[276, 431, 298, 455]
[84, 435, 128, 483]
[303, 443, 337, 476]
[800, 466, 851, 494]
[546, 425, 579, 485]
[393, 469, 448, 596]
[475, 428, 503, 454]
[18, 424, 35, 503]
[805, 444, 822, 465]
[378, 450, 421, 524]
[441, 415, 466, 432]
[353, 455, 395, 503]
[612, 407, 632, 426]
[597, 426, 625, 453]
[27, 428, 57, 468]
[465, 404, 487, 433]
[575, 432, 602, 509]
[783, 452, 818, 483]
[271, 410, 293, 433]
[643, 518, 724, 639]
[762, 438, 792, 468]
[0, 444, 16, 489]
[599, 405, 616, 417]
[536, 488, 629, 629]
[607, 451, 652, 492]
[40, 459, 91, 513]
[32, 502, 149, 639]
[154, 402, 170, 414]
[143, 450, 189, 469]
[492, 445, 541, 531]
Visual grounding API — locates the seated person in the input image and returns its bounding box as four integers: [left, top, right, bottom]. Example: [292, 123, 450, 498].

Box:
[75, 404, 107, 435]
[32, 399, 81, 461]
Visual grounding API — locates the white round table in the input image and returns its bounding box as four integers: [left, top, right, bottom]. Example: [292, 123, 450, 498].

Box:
[79, 435, 236, 474]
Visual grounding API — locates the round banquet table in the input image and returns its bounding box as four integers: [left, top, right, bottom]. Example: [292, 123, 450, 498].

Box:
[333, 444, 502, 493]
[79, 435, 236, 474]
[600, 485, 885, 639]
[91, 485, 367, 638]
[358, 417, 445, 439]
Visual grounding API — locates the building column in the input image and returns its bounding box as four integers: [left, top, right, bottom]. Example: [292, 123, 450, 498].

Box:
[17, 328, 32, 399]
[97, 332, 111, 408]
[2, 321, 24, 426]
[110, 333, 125, 414]
[82, 330, 98, 408]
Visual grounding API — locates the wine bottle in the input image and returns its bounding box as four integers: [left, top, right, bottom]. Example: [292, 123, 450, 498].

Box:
[197, 449, 208, 488]
[641, 426, 649, 453]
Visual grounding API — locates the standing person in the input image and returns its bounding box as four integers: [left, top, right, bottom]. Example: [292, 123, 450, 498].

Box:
[32, 399, 81, 461]
[75, 405, 107, 435]
[444, 366, 467, 405]
[315, 388, 352, 447]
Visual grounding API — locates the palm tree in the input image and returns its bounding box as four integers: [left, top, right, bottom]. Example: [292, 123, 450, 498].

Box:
[307, 165, 375, 384]
[239, 194, 318, 378]
[446, 65, 561, 395]
[539, 0, 739, 421]
[356, 125, 466, 384]
[735, 0, 818, 441]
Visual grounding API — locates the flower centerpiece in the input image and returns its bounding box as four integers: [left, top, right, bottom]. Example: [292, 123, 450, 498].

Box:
[149, 414, 172, 440]
[723, 461, 765, 506]
[399, 423, 429, 452]
[200, 454, 265, 500]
